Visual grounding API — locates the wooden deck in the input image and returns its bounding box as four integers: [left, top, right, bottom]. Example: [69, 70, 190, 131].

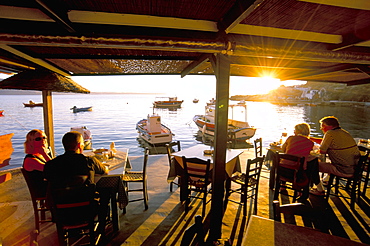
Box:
[0, 148, 369, 245]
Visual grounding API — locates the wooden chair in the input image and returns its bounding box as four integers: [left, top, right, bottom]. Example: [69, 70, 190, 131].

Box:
[272, 200, 321, 228]
[21, 168, 51, 233]
[122, 148, 149, 210]
[360, 146, 370, 197]
[50, 183, 99, 246]
[166, 141, 181, 192]
[226, 156, 264, 216]
[273, 153, 308, 202]
[325, 146, 370, 209]
[182, 156, 212, 218]
[254, 138, 263, 158]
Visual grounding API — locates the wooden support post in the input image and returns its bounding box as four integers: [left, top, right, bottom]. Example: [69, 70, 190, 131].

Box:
[42, 90, 55, 156]
[208, 53, 230, 241]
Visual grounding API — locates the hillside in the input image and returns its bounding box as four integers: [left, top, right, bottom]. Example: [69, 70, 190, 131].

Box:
[231, 81, 370, 102]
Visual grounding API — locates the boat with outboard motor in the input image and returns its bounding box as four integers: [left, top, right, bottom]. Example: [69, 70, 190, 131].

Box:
[136, 114, 174, 144]
[71, 106, 93, 113]
[193, 104, 256, 141]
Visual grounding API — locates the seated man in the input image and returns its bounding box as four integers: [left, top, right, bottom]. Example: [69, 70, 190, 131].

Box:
[44, 131, 109, 233]
[44, 131, 107, 187]
[310, 116, 360, 196]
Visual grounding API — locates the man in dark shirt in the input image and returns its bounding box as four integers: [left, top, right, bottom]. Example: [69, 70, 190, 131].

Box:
[44, 131, 109, 235]
[44, 131, 107, 187]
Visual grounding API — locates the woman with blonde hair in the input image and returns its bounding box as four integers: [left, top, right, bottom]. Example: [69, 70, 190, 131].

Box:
[281, 123, 314, 169]
[23, 129, 53, 198]
[23, 129, 53, 171]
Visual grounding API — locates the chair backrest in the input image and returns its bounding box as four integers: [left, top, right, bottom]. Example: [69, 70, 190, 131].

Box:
[166, 141, 181, 163]
[142, 147, 149, 176]
[276, 153, 307, 189]
[272, 200, 305, 222]
[254, 138, 263, 157]
[277, 153, 305, 172]
[51, 183, 96, 226]
[246, 156, 265, 184]
[21, 167, 47, 199]
[182, 157, 211, 185]
[355, 146, 370, 180]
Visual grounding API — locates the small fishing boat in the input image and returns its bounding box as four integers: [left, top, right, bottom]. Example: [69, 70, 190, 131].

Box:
[71, 106, 93, 113]
[71, 126, 93, 149]
[206, 98, 216, 106]
[193, 104, 256, 141]
[237, 100, 246, 105]
[136, 114, 174, 144]
[153, 97, 183, 108]
[23, 101, 43, 107]
[0, 110, 4, 116]
[193, 98, 199, 103]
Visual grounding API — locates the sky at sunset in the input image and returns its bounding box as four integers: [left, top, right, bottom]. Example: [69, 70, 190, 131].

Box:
[1, 73, 306, 96]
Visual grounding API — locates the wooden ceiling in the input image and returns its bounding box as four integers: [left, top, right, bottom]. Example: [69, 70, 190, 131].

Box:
[0, 0, 370, 85]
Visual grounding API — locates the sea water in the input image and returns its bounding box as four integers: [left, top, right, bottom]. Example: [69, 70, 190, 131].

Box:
[1, 93, 370, 170]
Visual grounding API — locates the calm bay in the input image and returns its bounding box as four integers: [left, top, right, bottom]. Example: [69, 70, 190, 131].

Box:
[1, 93, 370, 170]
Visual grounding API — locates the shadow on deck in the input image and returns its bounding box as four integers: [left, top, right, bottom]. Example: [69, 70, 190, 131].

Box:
[1, 153, 369, 245]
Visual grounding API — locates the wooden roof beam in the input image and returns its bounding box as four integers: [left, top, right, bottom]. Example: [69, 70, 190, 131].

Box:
[181, 54, 211, 78]
[329, 27, 370, 51]
[297, 0, 370, 10]
[0, 44, 70, 77]
[217, 0, 264, 34]
[33, 0, 76, 33]
[281, 64, 356, 80]
[346, 78, 370, 86]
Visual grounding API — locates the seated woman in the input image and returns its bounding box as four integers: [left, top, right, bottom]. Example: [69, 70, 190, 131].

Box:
[281, 123, 314, 170]
[23, 129, 53, 197]
[279, 123, 315, 200]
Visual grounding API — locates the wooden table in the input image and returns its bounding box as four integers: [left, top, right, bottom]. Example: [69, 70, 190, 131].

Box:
[243, 215, 366, 246]
[84, 148, 130, 232]
[167, 145, 243, 201]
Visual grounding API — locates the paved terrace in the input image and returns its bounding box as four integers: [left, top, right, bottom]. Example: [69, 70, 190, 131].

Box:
[0, 147, 369, 245]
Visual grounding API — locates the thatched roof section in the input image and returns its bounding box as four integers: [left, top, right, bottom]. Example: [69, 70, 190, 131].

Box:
[0, 70, 90, 94]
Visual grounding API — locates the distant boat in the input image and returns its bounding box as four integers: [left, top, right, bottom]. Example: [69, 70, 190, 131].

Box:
[206, 98, 216, 106]
[0, 110, 4, 116]
[193, 98, 199, 103]
[153, 97, 183, 108]
[237, 100, 246, 105]
[136, 115, 173, 145]
[23, 101, 43, 107]
[71, 106, 93, 113]
[193, 104, 256, 141]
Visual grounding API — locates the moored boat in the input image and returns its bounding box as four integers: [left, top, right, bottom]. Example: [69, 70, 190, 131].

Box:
[136, 114, 174, 144]
[71, 106, 93, 113]
[206, 98, 216, 106]
[23, 100, 43, 107]
[193, 98, 199, 103]
[193, 104, 256, 141]
[153, 97, 183, 108]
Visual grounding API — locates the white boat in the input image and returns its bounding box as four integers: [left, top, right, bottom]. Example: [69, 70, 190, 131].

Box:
[136, 114, 174, 144]
[153, 97, 183, 108]
[193, 104, 256, 141]
[71, 126, 93, 149]
[71, 106, 93, 113]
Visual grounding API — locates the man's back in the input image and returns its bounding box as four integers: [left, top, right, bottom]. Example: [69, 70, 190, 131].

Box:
[44, 151, 103, 188]
[321, 128, 360, 173]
